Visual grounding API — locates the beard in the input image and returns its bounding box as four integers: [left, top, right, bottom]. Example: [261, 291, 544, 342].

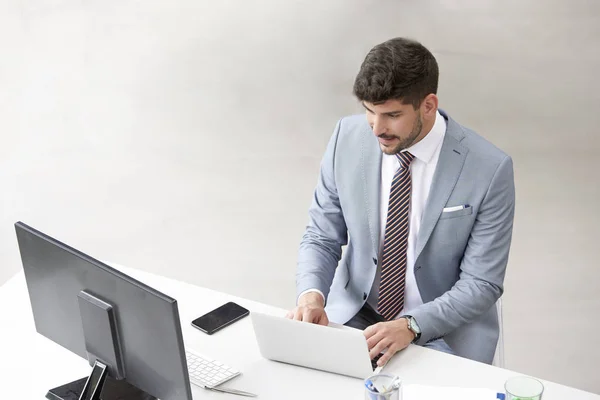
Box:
[379, 112, 423, 155]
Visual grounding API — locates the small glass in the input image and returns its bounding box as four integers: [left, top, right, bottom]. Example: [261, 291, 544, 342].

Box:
[364, 374, 402, 400]
[505, 376, 544, 400]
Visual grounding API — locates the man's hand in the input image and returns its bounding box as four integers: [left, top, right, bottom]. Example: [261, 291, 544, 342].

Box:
[364, 318, 415, 366]
[285, 292, 329, 326]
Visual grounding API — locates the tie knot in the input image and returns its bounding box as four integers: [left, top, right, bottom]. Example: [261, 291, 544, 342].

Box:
[396, 152, 415, 168]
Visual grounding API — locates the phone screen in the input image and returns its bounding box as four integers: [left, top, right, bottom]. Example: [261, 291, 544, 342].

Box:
[191, 302, 249, 335]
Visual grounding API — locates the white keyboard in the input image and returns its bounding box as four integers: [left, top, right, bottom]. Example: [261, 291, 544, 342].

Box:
[185, 349, 240, 388]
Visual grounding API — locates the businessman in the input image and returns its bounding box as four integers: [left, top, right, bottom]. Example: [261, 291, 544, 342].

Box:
[286, 37, 515, 366]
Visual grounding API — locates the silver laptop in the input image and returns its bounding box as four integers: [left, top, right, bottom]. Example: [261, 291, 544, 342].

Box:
[250, 312, 385, 379]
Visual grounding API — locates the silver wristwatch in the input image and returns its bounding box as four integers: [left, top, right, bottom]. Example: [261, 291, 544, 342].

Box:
[404, 315, 421, 343]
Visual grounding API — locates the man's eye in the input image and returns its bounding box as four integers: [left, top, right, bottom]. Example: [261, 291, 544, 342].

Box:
[389, 114, 400, 118]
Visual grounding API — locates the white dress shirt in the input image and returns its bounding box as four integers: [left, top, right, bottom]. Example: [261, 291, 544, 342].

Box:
[366, 110, 446, 317]
[300, 111, 446, 319]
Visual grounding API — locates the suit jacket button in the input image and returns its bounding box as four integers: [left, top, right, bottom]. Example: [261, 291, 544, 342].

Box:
[372, 258, 377, 265]
[363, 293, 367, 300]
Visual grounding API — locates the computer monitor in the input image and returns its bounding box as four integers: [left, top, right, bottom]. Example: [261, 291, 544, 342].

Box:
[15, 221, 193, 400]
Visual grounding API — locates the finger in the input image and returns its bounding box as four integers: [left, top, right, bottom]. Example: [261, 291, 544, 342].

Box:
[303, 308, 321, 324]
[363, 323, 381, 339]
[285, 310, 293, 319]
[377, 345, 398, 366]
[293, 307, 304, 321]
[317, 311, 329, 326]
[370, 336, 391, 359]
[366, 330, 385, 350]
[302, 308, 312, 323]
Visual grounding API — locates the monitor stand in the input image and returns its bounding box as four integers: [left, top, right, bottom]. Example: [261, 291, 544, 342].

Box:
[46, 360, 157, 400]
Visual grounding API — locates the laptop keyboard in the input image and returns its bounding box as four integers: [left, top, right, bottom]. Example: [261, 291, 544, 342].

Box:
[371, 353, 383, 370]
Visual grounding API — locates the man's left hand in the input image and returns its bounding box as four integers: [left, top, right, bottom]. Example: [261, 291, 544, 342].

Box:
[363, 318, 415, 366]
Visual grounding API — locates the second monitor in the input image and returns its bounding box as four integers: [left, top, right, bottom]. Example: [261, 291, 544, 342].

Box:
[15, 221, 193, 400]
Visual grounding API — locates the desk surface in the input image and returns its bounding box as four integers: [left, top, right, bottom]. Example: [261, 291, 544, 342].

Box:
[1, 265, 598, 400]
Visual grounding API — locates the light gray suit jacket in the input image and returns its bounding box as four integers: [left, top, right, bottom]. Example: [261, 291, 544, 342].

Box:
[296, 109, 515, 364]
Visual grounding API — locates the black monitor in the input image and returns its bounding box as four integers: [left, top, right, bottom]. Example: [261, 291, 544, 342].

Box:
[15, 221, 193, 400]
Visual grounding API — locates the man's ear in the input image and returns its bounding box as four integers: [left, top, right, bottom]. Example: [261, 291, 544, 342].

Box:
[420, 94, 438, 118]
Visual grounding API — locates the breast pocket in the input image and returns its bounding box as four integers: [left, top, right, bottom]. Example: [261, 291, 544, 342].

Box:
[439, 205, 473, 220]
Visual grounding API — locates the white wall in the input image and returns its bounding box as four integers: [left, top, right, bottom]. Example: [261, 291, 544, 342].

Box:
[1, 0, 599, 394]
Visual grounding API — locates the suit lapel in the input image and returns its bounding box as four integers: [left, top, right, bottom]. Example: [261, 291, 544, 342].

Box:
[415, 114, 468, 261]
[361, 126, 383, 257]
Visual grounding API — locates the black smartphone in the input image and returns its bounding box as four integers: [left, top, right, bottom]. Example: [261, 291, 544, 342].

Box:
[191, 302, 249, 335]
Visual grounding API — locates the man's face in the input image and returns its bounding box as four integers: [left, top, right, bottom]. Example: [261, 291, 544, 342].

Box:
[363, 99, 423, 155]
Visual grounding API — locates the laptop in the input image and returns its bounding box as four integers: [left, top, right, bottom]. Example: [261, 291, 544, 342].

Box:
[250, 312, 385, 379]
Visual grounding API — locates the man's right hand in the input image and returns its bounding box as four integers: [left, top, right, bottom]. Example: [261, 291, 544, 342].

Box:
[285, 292, 329, 326]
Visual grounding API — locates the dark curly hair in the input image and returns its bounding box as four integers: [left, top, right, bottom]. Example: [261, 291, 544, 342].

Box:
[353, 37, 439, 109]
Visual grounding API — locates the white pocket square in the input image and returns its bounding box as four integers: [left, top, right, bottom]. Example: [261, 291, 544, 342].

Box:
[443, 205, 470, 212]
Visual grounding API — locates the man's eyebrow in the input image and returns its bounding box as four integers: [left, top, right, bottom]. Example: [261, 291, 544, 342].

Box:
[362, 103, 403, 116]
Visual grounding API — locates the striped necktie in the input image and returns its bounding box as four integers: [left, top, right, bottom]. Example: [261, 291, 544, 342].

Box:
[377, 151, 415, 320]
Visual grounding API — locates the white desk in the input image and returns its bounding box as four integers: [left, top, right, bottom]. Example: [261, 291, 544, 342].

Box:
[1, 265, 598, 399]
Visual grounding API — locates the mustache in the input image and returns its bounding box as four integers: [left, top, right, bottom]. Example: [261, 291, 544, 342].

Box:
[378, 134, 397, 140]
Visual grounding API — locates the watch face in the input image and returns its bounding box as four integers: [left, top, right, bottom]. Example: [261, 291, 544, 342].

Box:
[409, 318, 421, 334]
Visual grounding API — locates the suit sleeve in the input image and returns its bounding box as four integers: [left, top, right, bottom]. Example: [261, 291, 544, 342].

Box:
[296, 119, 348, 303]
[410, 155, 515, 344]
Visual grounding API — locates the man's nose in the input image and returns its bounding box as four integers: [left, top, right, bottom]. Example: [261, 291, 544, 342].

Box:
[372, 117, 387, 136]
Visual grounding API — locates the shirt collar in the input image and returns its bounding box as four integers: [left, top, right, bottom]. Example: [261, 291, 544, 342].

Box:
[402, 110, 446, 164]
